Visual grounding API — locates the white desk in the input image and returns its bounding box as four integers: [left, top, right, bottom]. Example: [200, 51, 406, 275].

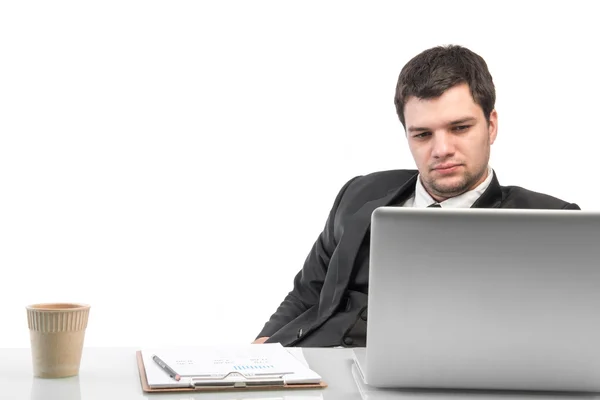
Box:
[1, 347, 599, 400]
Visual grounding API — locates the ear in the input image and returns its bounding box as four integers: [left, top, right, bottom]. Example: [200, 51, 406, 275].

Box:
[488, 109, 498, 144]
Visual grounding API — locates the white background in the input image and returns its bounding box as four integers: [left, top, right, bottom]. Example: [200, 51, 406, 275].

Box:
[1, 1, 597, 348]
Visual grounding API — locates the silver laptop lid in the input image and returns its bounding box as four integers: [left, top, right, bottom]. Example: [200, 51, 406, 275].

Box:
[365, 207, 600, 392]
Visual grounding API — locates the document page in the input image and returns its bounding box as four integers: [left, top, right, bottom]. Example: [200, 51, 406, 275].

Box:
[141, 343, 321, 388]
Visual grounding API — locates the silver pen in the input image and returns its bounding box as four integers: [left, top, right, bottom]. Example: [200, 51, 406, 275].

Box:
[152, 354, 181, 381]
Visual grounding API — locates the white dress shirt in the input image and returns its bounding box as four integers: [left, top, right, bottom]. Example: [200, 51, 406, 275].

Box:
[401, 166, 494, 208]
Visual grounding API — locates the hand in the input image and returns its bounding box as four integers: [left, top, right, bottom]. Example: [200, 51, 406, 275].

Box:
[252, 336, 269, 344]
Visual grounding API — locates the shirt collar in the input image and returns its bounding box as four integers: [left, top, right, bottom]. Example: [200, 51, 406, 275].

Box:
[414, 166, 494, 208]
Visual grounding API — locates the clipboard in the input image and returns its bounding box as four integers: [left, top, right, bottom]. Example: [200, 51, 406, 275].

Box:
[136, 351, 328, 393]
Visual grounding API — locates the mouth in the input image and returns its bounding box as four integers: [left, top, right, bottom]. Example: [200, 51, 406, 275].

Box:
[432, 164, 461, 174]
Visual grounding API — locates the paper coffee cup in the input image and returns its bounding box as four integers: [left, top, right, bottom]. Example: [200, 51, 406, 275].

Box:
[26, 303, 90, 378]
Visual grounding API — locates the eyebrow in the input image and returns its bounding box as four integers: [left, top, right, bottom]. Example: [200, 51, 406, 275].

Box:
[407, 117, 477, 134]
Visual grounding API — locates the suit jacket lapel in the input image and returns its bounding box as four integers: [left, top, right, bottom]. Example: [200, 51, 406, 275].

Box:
[470, 171, 504, 208]
[318, 173, 419, 317]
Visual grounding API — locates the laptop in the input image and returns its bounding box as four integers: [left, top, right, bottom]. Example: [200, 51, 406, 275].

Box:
[353, 207, 600, 392]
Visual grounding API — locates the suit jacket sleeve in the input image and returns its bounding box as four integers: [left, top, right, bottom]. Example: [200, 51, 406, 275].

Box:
[256, 176, 360, 339]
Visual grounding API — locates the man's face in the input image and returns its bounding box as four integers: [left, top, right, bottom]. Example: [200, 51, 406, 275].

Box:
[404, 83, 498, 202]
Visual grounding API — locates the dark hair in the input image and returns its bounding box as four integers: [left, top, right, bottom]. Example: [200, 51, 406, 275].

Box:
[394, 45, 496, 128]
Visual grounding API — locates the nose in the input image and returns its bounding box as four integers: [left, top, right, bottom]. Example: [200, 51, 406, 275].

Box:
[431, 132, 455, 159]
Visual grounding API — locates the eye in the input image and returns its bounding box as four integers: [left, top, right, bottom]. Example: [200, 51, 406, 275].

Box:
[452, 125, 471, 132]
[413, 132, 431, 139]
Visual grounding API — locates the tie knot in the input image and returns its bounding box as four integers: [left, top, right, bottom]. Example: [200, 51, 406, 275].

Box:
[428, 203, 442, 208]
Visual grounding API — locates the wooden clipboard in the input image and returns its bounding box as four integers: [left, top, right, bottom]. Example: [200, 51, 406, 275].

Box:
[136, 351, 327, 393]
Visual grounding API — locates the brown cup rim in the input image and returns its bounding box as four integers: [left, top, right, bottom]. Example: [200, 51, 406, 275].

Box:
[26, 303, 90, 311]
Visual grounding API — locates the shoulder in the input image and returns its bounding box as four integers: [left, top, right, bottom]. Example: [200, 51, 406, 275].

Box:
[340, 169, 418, 198]
[500, 185, 580, 209]
[329, 169, 417, 215]
[328, 169, 418, 238]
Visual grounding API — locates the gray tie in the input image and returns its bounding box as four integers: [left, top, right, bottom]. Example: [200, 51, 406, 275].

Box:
[428, 203, 442, 208]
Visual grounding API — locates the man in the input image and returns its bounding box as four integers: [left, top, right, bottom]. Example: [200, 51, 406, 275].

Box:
[253, 45, 580, 348]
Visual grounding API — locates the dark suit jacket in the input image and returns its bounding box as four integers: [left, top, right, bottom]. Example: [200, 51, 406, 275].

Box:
[256, 169, 580, 347]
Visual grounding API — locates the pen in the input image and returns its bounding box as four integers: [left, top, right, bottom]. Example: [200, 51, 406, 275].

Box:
[152, 354, 181, 381]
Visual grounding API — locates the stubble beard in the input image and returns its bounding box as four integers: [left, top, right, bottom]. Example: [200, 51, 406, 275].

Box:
[426, 167, 487, 200]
